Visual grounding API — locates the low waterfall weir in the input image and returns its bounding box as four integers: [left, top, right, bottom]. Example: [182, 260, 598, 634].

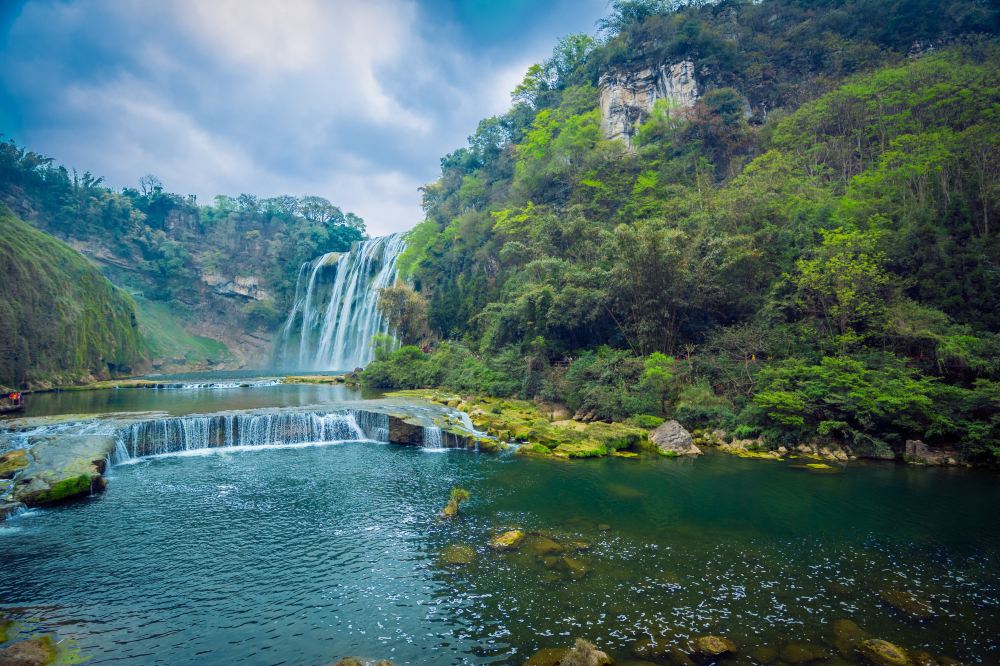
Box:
[276, 234, 406, 371]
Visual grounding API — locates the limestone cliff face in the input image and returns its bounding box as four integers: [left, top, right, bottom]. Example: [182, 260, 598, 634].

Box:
[599, 60, 699, 147]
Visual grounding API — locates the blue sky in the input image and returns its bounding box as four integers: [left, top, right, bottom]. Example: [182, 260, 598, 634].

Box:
[0, 0, 608, 235]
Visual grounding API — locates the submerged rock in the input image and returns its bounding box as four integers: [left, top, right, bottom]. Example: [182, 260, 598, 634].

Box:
[690, 635, 737, 658]
[489, 529, 526, 551]
[524, 534, 565, 557]
[780, 642, 829, 663]
[438, 544, 476, 567]
[559, 639, 612, 666]
[857, 639, 910, 666]
[879, 589, 935, 621]
[0, 635, 57, 666]
[524, 647, 570, 666]
[648, 421, 700, 456]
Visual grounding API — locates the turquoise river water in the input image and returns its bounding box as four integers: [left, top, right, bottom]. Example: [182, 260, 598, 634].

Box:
[0, 381, 998, 664]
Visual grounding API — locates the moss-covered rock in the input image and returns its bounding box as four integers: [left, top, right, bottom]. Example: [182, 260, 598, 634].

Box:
[690, 635, 737, 657]
[857, 639, 910, 665]
[0, 449, 28, 479]
[439, 487, 470, 519]
[558, 638, 612, 666]
[489, 529, 526, 551]
[0, 635, 57, 665]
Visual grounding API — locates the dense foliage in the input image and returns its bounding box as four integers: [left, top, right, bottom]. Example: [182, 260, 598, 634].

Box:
[0, 208, 143, 388]
[0, 145, 365, 363]
[365, 0, 1000, 462]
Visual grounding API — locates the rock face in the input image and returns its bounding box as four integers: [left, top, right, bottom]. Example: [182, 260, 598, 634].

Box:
[904, 439, 958, 465]
[387, 416, 424, 446]
[10, 435, 115, 507]
[648, 420, 701, 456]
[599, 60, 699, 147]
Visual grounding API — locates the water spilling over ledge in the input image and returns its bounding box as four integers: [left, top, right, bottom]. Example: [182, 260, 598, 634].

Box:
[0, 403, 494, 516]
[276, 234, 406, 371]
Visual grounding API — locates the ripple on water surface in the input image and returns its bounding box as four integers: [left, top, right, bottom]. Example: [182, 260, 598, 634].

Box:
[1, 445, 999, 664]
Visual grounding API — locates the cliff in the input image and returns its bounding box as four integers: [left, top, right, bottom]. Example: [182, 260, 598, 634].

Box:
[599, 60, 699, 147]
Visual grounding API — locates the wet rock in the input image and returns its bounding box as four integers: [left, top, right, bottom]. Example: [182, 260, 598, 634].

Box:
[438, 544, 476, 567]
[9, 435, 114, 508]
[648, 420, 701, 456]
[750, 646, 779, 664]
[524, 647, 570, 666]
[333, 659, 364, 666]
[559, 639, 612, 666]
[0, 449, 29, 479]
[780, 642, 829, 663]
[879, 589, 935, 621]
[525, 534, 565, 557]
[831, 619, 866, 641]
[690, 635, 737, 658]
[0, 636, 57, 666]
[560, 555, 590, 580]
[857, 639, 910, 665]
[387, 417, 423, 445]
[489, 529, 526, 551]
[439, 487, 470, 519]
[904, 439, 959, 466]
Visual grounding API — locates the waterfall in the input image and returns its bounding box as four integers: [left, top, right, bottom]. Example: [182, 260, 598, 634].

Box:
[111, 410, 389, 463]
[276, 234, 406, 371]
[423, 426, 443, 450]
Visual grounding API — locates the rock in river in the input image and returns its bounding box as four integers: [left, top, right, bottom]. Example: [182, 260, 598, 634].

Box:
[489, 529, 526, 551]
[648, 420, 701, 456]
[857, 639, 910, 666]
[10, 435, 116, 507]
[0, 635, 57, 666]
[690, 635, 737, 658]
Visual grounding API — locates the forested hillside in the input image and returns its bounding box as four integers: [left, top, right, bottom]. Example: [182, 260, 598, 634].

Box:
[0, 144, 365, 368]
[0, 208, 144, 389]
[365, 0, 1000, 462]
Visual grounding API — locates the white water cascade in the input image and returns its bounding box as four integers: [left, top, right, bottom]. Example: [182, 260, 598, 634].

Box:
[276, 234, 406, 371]
[111, 410, 389, 463]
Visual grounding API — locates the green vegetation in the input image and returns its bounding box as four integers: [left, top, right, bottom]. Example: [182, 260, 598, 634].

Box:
[364, 0, 1000, 463]
[0, 208, 144, 388]
[133, 296, 232, 366]
[0, 143, 365, 365]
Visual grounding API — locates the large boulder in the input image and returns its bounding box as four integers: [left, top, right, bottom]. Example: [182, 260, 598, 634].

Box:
[558, 639, 612, 666]
[648, 421, 701, 456]
[10, 435, 114, 507]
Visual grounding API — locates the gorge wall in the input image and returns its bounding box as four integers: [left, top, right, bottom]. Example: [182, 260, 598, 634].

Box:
[598, 60, 699, 147]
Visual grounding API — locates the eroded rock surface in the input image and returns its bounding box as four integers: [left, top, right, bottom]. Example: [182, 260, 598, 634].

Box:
[599, 60, 699, 147]
[648, 420, 701, 456]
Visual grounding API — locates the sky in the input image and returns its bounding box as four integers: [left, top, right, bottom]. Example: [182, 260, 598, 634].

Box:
[0, 0, 608, 236]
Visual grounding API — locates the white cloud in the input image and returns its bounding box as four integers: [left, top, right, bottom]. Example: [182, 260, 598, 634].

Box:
[3, 0, 607, 236]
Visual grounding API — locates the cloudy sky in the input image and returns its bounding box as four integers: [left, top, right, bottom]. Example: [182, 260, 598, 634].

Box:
[0, 0, 607, 235]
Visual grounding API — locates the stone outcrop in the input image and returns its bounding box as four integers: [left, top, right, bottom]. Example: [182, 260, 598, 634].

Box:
[599, 60, 699, 147]
[9, 435, 115, 507]
[648, 420, 701, 456]
[904, 439, 958, 465]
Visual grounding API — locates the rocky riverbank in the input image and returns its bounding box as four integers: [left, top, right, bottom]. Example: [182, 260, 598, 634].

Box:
[388, 390, 979, 468]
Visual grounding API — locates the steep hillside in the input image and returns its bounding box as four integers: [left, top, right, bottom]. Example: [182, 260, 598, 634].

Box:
[364, 1, 1000, 462]
[0, 207, 144, 389]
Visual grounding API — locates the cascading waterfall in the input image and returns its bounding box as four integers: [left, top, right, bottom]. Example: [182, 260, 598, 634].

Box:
[111, 410, 389, 463]
[423, 426, 443, 450]
[276, 234, 406, 371]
